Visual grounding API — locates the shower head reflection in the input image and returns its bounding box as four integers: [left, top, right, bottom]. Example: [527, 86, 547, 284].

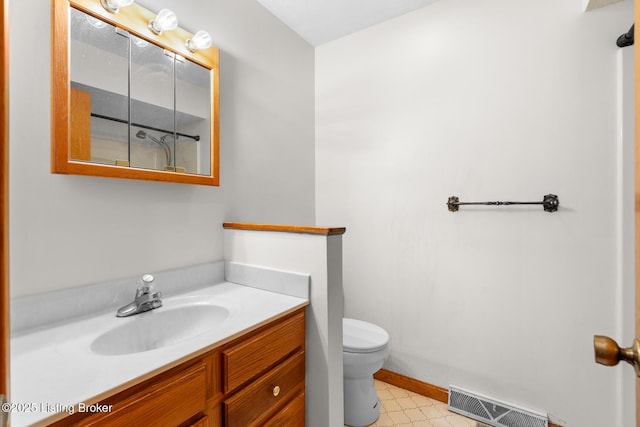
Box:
[134, 130, 172, 167]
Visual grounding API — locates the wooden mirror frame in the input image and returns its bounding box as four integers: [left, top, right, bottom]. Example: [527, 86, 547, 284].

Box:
[51, 0, 220, 186]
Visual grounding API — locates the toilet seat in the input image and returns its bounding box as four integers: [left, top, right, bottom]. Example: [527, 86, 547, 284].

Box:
[343, 318, 389, 354]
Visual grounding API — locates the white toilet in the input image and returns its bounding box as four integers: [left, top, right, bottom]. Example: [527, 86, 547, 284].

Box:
[343, 318, 390, 427]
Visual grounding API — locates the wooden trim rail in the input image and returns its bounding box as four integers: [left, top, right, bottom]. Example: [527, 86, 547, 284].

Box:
[223, 223, 346, 236]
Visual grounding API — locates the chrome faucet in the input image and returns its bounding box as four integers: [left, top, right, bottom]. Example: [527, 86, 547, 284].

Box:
[116, 274, 163, 317]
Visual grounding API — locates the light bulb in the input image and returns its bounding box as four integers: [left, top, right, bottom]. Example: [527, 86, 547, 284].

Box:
[86, 15, 107, 29]
[148, 9, 178, 35]
[185, 31, 212, 52]
[131, 35, 149, 48]
[100, 0, 134, 14]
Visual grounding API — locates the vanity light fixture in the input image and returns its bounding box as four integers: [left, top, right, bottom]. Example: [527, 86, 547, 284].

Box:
[100, 0, 134, 14]
[185, 30, 212, 52]
[148, 9, 178, 35]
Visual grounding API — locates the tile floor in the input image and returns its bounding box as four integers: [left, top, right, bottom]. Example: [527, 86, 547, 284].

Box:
[352, 380, 488, 427]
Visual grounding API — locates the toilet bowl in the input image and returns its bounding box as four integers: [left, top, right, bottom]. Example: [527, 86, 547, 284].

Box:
[343, 318, 389, 427]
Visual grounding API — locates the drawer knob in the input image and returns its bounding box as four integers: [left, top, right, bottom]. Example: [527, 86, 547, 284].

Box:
[273, 385, 281, 397]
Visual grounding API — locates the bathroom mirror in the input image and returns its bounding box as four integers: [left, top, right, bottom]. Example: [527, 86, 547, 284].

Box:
[52, 0, 219, 185]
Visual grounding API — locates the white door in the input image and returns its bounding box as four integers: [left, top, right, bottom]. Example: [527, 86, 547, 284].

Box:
[593, 14, 640, 427]
[0, 1, 9, 426]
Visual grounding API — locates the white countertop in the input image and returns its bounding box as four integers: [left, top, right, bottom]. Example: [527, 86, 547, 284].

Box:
[10, 281, 308, 427]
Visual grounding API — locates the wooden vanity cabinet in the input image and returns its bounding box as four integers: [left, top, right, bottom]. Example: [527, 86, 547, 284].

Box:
[222, 310, 306, 426]
[49, 308, 306, 427]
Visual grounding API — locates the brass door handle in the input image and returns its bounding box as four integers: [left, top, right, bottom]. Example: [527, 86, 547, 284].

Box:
[594, 335, 640, 376]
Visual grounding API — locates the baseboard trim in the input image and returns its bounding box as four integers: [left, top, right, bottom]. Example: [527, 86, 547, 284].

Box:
[373, 369, 561, 427]
[374, 369, 449, 403]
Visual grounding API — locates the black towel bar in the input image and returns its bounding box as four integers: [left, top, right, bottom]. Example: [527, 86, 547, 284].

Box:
[447, 194, 559, 212]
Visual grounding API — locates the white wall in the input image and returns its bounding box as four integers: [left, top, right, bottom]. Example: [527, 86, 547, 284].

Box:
[9, 0, 315, 297]
[315, 0, 633, 425]
[224, 229, 344, 427]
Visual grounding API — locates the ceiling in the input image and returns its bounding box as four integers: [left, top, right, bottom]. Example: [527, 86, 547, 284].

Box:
[585, 0, 624, 10]
[255, 0, 441, 46]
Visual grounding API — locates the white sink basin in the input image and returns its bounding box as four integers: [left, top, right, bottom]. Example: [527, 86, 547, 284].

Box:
[91, 303, 230, 356]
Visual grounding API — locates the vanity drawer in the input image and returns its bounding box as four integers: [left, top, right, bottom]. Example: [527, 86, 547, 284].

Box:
[222, 310, 305, 393]
[80, 363, 207, 426]
[186, 415, 210, 427]
[263, 391, 305, 427]
[223, 351, 305, 427]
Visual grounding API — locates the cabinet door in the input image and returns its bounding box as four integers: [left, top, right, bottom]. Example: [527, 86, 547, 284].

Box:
[187, 416, 210, 427]
[263, 392, 305, 427]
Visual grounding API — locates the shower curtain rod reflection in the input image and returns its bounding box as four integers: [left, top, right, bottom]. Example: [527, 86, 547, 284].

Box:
[90, 113, 201, 142]
[447, 194, 559, 212]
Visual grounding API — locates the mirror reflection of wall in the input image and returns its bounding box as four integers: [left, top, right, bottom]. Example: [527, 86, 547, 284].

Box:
[176, 58, 212, 176]
[68, 7, 212, 176]
[130, 38, 174, 171]
[70, 9, 128, 165]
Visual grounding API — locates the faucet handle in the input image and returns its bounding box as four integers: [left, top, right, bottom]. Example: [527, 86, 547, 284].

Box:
[136, 274, 155, 297]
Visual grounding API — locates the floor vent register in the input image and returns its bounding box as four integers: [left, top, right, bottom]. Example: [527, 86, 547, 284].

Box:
[448, 385, 548, 427]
